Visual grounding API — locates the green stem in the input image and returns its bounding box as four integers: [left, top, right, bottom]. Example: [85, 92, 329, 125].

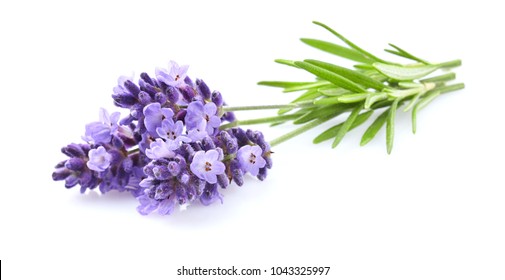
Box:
[222, 101, 314, 112]
[437, 59, 462, 68]
[269, 115, 334, 147]
[219, 114, 301, 130]
[436, 83, 465, 94]
[420, 72, 456, 83]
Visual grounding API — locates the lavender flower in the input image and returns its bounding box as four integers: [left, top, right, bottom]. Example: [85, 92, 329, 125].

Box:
[156, 119, 190, 143]
[83, 108, 120, 144]
[143, 103, 174, 137]
[237, 145, 267, 176]
[185, 101, 221, 134]
[190, 149, 226, 184]
[145, 139, 177, 160]
[155, 61, 189, 87]
[87, 146, 112, 172]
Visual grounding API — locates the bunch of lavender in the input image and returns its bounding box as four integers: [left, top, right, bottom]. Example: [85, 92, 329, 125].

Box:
[52, 61, 272, 215]
[53, 21, 464, 216]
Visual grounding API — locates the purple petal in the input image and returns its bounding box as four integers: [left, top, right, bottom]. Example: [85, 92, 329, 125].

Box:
[157, 197, 176, 215]
[204, 102, 217, 115]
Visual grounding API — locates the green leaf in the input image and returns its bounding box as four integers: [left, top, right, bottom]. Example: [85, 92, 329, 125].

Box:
[312, 21, 393, 64]
[420, 72, 456, 83]
[412, 90, 440, 134]
[294, 61, 366, 93]
[337, 93, 369, 103]
[385, 43, 429, 64]
[257, 81, 313, 88]
[305, 59, 386, 90]
[360, 109, 389, 146]
[373, 62, 438, 81]
[283, 80, 331, 93]
[318, 87, 350, 97]
[274, 59, 299, 68]
[314, 110, 373, 144]
[386, 98, 401, 154]
[293, 104, 351, 124]
[332, 104, 363, 148]
[313, 96, 341, 105]
[364, 92, 388, 109]
[278, 89, 321, 115]
[300, 38, 375, 64]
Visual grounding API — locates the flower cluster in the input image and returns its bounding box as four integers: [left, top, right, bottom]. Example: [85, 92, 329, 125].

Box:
[52, 61, 272, 215]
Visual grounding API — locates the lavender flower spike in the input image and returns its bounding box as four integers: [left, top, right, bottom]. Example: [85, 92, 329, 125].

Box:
[237, 145, 267, 176]
[190, 149, 226, 184]
[87, 146, 112, 172]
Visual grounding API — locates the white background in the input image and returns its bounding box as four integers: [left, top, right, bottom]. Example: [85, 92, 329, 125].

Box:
[1, 1, 504, 279]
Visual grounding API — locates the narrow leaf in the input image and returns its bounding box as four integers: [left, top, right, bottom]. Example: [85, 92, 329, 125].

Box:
[305, 59, 386, 90]
[294, 104, 352, 124]
[257, 81, 314, 88]
[274, 59, 299, 68]
[420, 72, 456, 83]
[386, 99, 400, 154]
[332, 104, 363, 148]
[373, 62, 438, 81]
[283, 80, 331, 92]
[294, 61, 366, 92]
[360, 109, 389, 146]
[364, 92, 388, 109]
[314, 110, 373, 144]
[337, 93, 369, 103]
[312, 21, 392, 64]
[318, 87, 350, 97]
[386, 43, 429, 64]
[278, 89, 321, 115]
[314, 96, 341, 105]
[300, 38, 375, 64]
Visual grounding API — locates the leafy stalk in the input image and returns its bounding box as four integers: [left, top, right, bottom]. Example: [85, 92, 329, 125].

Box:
[245, 22, 464, 153]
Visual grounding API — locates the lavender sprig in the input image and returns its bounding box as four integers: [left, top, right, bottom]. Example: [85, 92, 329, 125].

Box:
[233, 21, 464, 153]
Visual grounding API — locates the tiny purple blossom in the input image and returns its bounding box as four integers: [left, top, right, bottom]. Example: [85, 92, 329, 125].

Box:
[187, 121, 208, 142]
[190, 150, 225, 184]
[83, 108, 120, 144]
[237, 145, 266, 176]
[143, 103, 174, 137]
[87, 146, 112, 172]
[185, 101, 221, 134]
[155, 61, 189, 87]
[145, 139, 177, 160]
[156, 119, 191, 143]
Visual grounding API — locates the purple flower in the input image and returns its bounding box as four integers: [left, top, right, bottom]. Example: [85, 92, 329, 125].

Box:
[145, 139, 177, 160]
[200, 183, 223, 206]
[237, 145, 266, 176]
[187, 121, 208, 142]
[83, 108, 120, 144]
[155, 61, 189, 87]
[190, 150, 225, 184]
[86, 146, 112, 172]
[143, 103, 174, 137]
[112, 75, 139, 108]
[156, 119, 191, 143]
[185, 101, 221, 134]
